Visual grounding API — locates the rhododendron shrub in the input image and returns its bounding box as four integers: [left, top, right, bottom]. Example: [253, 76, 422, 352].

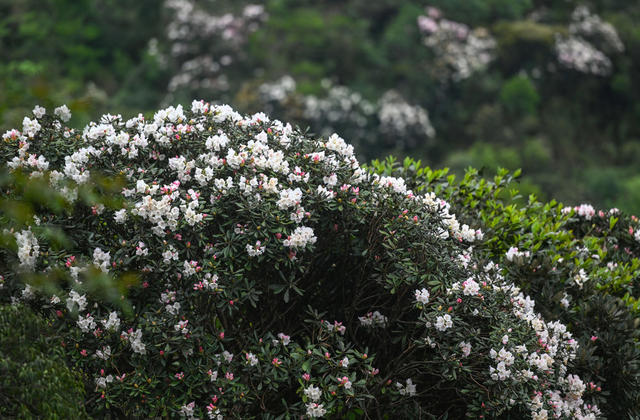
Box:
[371, 158, 640, 417]
[0, 103, 600, 418]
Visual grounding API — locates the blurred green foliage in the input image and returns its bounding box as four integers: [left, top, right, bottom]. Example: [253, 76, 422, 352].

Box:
[0, 167, 137, 314]
[0, 304, 88, 419]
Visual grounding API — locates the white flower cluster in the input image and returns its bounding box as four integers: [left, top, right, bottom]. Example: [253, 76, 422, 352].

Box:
[14, 229, 39, 270]
[376, 175, 409, 195]
[182, 260, 200, 277]
[257, 76, 437, 152]
[95, 373, 114, 389]
[489, 347, 515, 380]
[162, 245, 180, 264]
[102, 311, 121, 331]
[245, 352, 258, 366]
[95, 345, 111, 360]
[570, 6, 623, 53]
[425, 259, 598, 417]
[122, 328, 147, 355]
[324, 133, 355, 158]
[64, 145, 101, 184]
[277, 188, 303, 209]
[305, 402, 327, 418]
[417, 7, 496, 81]
[6, 139, 49, 173]
[378, 90, 435, 148]
[67, 290, 87, 312]
[562, 203, 596, 220]
[259, 75, 297, 103]
[304, 385, 322, 402]
[556, 36, 612, 76]
[323, 320, 346, 335]
[179, 401, 195, 419]
[54, 105, 72, 122]
[174, 319, 190, 335]
[415, 288, 430, 304]
[193, 273, 219, 292]
[163, 0, 267, 96]
[358, 310, 388, 327]
[304, 81, 375, 129]
[555, 6, 623, 77]
[93, 247, 111, 272]
[462, 278, 480, 296]
[283, 226, 317, 249]
[459, 341, 472, 357]
[573, 268, 589, 289]
[434, 314, 453, 331]
[77, 313, 96, 333]
[505, 246, 530, 263]
[396, 378, 417, 396]
[130, 184, 182, 237]
[114, 209, 127, 224]
[22, 116, 41, 138]
[277, 332, 291, 346]
[161, 290, 181, 315]
[181, 189, 204, 226]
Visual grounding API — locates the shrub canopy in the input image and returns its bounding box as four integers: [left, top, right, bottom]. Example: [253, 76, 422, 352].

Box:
[0, 102, 623, 418]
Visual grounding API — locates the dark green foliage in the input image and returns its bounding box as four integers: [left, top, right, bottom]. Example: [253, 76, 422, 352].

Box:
[499, 75, 540, 116]
[0, 304, 88, 419]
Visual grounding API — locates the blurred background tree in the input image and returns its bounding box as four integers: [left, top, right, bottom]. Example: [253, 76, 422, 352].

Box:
[1, 0, 640, 212]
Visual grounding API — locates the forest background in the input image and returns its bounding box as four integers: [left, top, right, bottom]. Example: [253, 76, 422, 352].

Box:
[2, 0, 639, 212]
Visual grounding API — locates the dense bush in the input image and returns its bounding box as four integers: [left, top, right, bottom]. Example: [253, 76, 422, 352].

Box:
[370, 157, 640, 417]
[0, 103, 608, 418]
[0, 304, 88, 419]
